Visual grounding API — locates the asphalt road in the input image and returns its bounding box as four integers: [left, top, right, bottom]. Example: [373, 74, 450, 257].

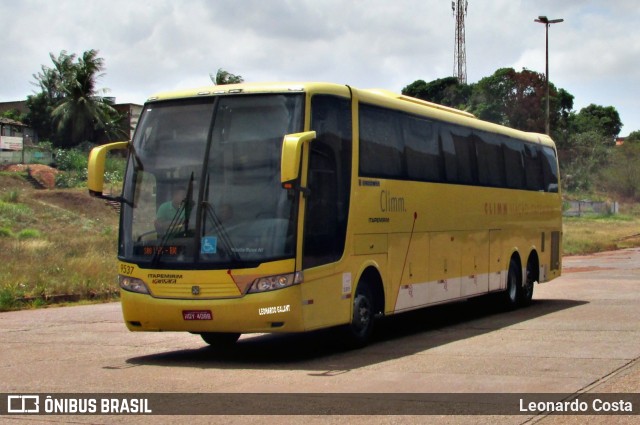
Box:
[1, 248, 639, 424]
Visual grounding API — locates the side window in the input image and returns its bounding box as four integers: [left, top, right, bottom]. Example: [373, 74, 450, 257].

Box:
[524, 144, 544, 191]
[454, 130, 477, 185]
[359, 104, 403, 178]
[503, 140, 526, 190]
[441, 124, 477, 185]
[476, 132, 506, 187]
[440, 125, 458, 183]
[541, 146, 559, 193]
[303, 95, 353, 269]
[404, 115, 442, 182]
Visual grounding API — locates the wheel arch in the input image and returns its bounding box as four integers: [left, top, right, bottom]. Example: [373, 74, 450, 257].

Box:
[526, 248, 540, 284]
[355, 265, 385, 317]
[509, 250, 523, 281]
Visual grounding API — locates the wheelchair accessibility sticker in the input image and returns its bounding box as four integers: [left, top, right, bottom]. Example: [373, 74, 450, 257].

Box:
[200, 236, 218, 254]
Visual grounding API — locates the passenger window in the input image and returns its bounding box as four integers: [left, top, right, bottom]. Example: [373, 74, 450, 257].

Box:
[359, 105, 403, 179]
[503, 142, 526, 190]
[476, 132, 506, 187]
[404, 116, 442, 182]
[541, 146, 559, 192]
[524, 144, 544, 191]
[447, 126, 477, 185]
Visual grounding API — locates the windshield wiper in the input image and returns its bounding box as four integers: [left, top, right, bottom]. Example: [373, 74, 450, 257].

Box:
[202, 201, 241, 263]
[183, 172, 194, 234]
[201, 174, 241, 263]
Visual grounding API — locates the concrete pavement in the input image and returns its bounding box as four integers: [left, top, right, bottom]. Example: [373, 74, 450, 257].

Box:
[1, 248, 639, 423]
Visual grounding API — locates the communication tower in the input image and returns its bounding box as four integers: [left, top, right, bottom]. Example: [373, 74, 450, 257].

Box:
[452, 0, 468, 84]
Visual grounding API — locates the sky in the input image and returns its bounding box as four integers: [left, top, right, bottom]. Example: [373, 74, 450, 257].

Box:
[1, 0, 638, 135]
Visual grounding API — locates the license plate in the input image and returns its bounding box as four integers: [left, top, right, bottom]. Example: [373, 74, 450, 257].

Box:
[182, 310, 213, 320]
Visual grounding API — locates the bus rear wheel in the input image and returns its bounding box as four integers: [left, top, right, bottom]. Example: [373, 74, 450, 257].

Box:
[200, 332, 241, 347]
[521, 268, 535, 306]
[503, 258, 522, 310]
[520, 255, 538, 306]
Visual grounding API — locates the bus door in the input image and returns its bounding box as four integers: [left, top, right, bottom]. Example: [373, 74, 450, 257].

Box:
[299, 94, 353, 330]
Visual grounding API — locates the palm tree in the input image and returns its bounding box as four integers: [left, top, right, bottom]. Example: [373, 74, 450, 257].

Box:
[33, 51, 74, 102]
[210, 68, 244, 85]
[51, 49, 118, 147]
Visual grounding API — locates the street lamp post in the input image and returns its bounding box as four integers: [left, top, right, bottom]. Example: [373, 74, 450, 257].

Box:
[535, 15, 563, 135]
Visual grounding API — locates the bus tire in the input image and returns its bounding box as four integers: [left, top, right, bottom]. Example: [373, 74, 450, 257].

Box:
[503, 258, 521, 310]
[521, 256, 538, 306]
[200, 332, 241, 347]
[343, 283, 375, 348]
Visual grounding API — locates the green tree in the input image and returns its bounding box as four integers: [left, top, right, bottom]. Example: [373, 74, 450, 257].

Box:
[467, 68, 555, 133]
[24, 51, 74, 142]
[51, 50, 120, 147]
[626, 130, 640, 143]
[25, 92, 54, 141]
[401, 79, 429, 98]
[572, 104, 622, 143]
[25, 49, 121, 148]
[600, 143, 640, 199]
[401, 77, 471, 109]
[550, 87, 575, 148]
[561, 131, 611, 192]
[467, 68, 517, 126]
[210, 68, 244, 85]
[402, 70, 578, 140]
[0, 109, 24, 122]
[34, 50, 75, 101]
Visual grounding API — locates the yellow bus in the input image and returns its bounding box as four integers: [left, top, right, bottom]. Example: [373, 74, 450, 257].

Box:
[88, 82, 562, 347]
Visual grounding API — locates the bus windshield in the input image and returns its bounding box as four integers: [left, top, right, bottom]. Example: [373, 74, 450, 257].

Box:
[120, 94, 304, 268]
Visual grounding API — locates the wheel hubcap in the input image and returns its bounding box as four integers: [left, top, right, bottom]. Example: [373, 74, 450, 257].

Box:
[353, 296, 371, 334]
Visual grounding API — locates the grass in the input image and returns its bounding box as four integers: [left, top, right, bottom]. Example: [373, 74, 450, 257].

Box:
[1, 169, 639, 311]
[0, 173, 120, 311]
[1, 189, 20, 203]
[563, 212, 640, 255]
[0, 201, 32, 225]
[16, 228, 41, 239]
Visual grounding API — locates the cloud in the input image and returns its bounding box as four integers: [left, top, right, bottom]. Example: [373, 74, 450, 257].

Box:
[2, 0, 639, 133]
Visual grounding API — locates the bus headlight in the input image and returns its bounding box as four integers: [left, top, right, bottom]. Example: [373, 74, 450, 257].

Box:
[119, 275, 150, 294]
[248, 272, 303, 293]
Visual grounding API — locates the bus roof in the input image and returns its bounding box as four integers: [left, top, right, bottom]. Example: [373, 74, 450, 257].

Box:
[147, 82, 555, 148]
[147, 82, 315, 101]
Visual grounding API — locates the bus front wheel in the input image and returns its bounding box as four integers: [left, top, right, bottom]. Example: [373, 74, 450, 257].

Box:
[200, 332, 241, 347]
[343, 283, 375, 348]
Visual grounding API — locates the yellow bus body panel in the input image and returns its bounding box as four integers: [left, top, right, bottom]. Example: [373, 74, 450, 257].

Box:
[113, 82, 562, 336]
[121, 286, 305, 333]
[119, 260, 306, 333]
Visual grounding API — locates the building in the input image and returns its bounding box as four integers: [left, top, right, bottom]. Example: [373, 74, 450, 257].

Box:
[0, 100, 29, 116]
[113, 103, 142, 141]
[0, 117, 50, 164]
[0, 117, 28, 151]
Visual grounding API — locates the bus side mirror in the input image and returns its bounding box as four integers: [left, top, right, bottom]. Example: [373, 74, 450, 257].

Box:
[88, 141, 129, 198]
[280, 131, 316, 186]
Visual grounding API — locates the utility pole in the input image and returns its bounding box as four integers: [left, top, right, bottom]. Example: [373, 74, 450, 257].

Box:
[452, 0, 468, 84]
[534, 16, 563, 135]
